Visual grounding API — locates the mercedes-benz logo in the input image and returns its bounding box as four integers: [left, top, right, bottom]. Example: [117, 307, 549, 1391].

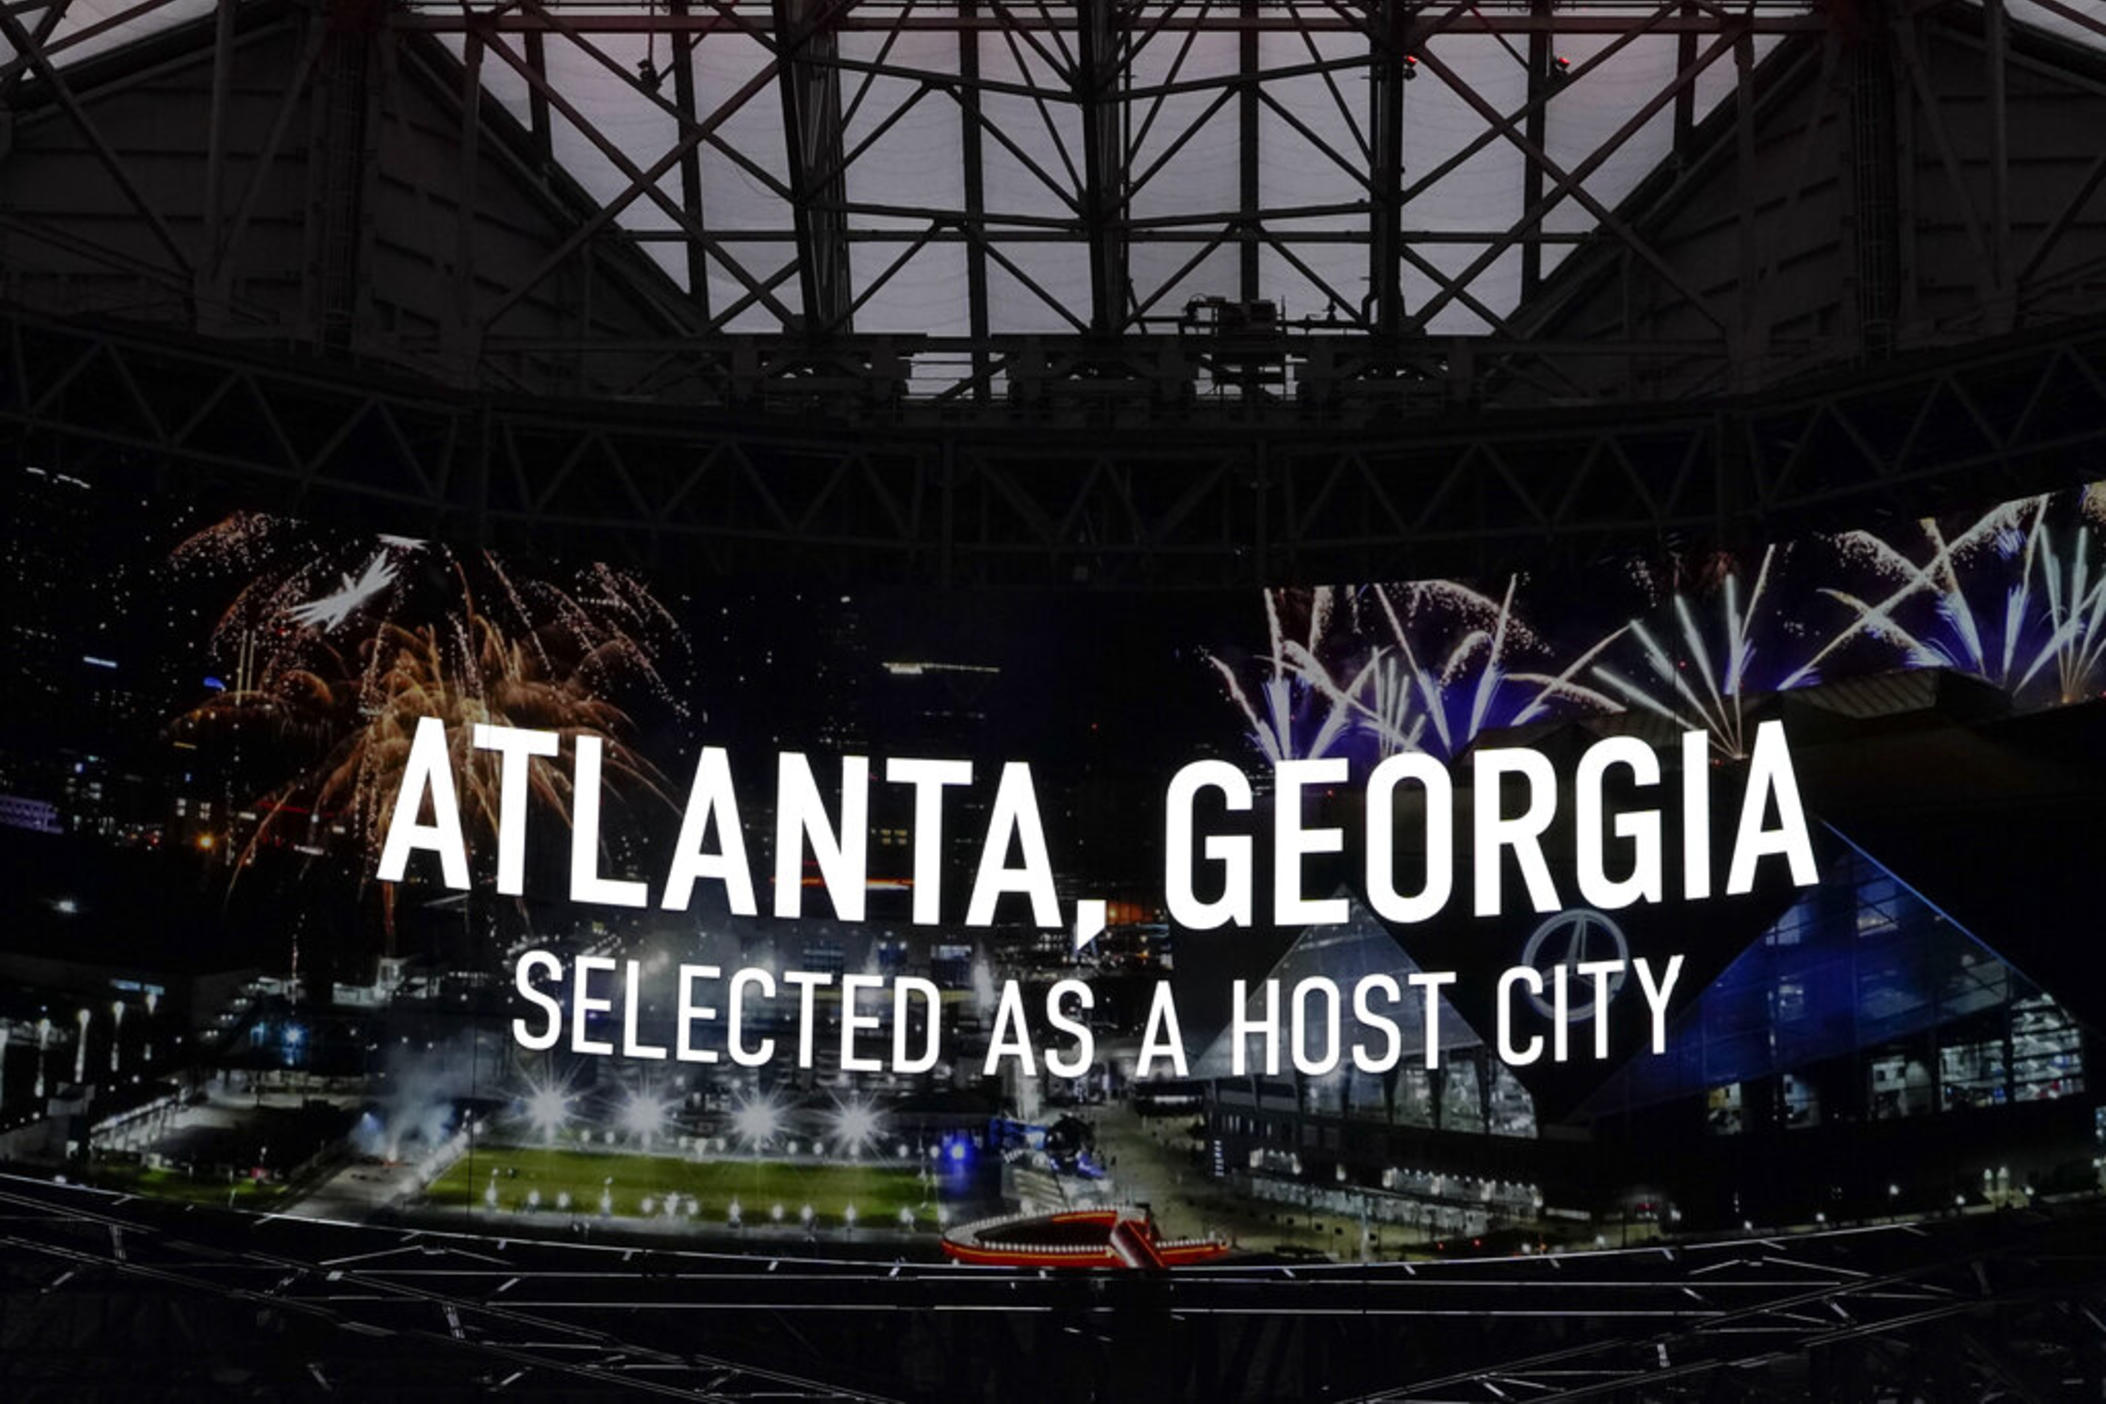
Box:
[1518, 908, 1630, 1021]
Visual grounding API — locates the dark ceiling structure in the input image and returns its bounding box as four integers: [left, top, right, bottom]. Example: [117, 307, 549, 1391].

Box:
[2, 0, 2104, 586]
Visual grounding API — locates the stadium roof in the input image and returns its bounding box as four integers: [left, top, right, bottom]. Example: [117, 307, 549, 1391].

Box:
[6, 1, 2102, 349]
[5, 0, 2106, 581]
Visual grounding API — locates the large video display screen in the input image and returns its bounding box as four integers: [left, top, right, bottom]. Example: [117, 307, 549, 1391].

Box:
[3, 469, 2102, 1268]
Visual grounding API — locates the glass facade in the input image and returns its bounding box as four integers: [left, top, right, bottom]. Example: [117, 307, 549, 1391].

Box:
[1581, 833, 2086, 1123]
[1198, 897, 1539, 1146]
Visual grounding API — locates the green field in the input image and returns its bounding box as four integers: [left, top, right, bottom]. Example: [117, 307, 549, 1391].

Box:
[92, 1161, 292, 1209]
[425, 1145, 933, 1225]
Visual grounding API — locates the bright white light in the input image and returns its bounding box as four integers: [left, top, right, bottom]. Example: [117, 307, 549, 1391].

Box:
[732, 1096, 781, 1148]
[829, 1100, 881, 1156]
[525, 1083, 572, 1139]
[286, 552, 398, 630]
[620, 1090, 672, 1142]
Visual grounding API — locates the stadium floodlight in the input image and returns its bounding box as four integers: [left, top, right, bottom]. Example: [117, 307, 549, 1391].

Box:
[524, 1081, 573, 1142]
[828, 1099, 881, 1158]
[732, 1095, 781, 1149]
[620, 1088, 673, 1144]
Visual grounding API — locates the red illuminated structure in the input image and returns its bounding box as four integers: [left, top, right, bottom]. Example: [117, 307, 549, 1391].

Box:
[941, 1208, 1231, 1270]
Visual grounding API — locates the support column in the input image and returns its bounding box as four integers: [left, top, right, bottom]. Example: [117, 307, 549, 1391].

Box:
[446, 27, 483, 381]
[772, 0, 852, 336]
[309, 0, 384, 356]
[1673, 2, 1697, 157]
[1239, 0, 1260, 303]
[669, 0, 712, 319]
[1368, 0, 1406, 334]
[1733, 23, 1757, 386]
[198, 0, 238, 328]
[524, 30, 552, 163]
[1077, 0, 1129, 336]
[960, 0, 991, 396]
[1521, 0, 1549, 298]
[1846, 0, 1899, 361]
[1984, 0, 2013, 330]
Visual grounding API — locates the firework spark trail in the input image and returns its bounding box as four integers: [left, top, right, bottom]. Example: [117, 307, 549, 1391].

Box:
[1589, 546, 1793, 758]
[1210, 578, 1625, 765]
[285, 552, 401, 630]
[1207, 654, 1285, 761]
[2027, 524, 2106, 703]
[1370, 579, 1624, 759]
[1277, 641, 1387, 758]
[168, 515, 685, 891]
[1212, 585, 1394, 761]
[1796, 495, 2106, 703]
[1209, 485, 2106, 766]
[1364, 652, 1428, 758]
[1263, 588, 1288, 682]
[171, 516, 437, 689]
[1785, 497, 2046, 690]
